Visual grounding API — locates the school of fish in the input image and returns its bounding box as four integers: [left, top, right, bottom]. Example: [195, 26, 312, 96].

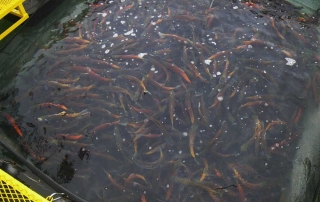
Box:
[2, 0, 320, 201]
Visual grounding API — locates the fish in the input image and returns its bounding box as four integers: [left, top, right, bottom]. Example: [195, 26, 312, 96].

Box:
[294, 107, 304, 123]
[114, 1, 135, 19]
[171, 176, 219, 196]
[141, 195, 147, 202]
[90, 107, 122, 119]
[123, 173, 149, 187]
[158, 32, 193, 45]
[102, 169, 126, 191]
[245, 67, 279, 88]
[129, 105, 155, 115]
[183, 46, 208, 82]
[200, 121, 226, 156]
[3, 113, 23, 137]
[37, 109, 90, 122]
[38, 80, 71, 89]
[63, 37, 90, 44]
[55, 134, 83, 141]
[265, 120, 286, 131]
[99, 85, 136, 101]
[114, 126, 130, 162]
[70, 66, 116, 83]
[89, 120, 120, 134]
[118, 93, 128, 114]
[161, 60, 191, 83]
[186, 61, 208, 83]
[198, 48, 212, 78]
[92, 99, 121, 108]
[61, 84, 95, 93]
[145, 143, 166, 155]
[237, 183, 246, 202]
[207, 50, 229, 60]
[220, 58, 229, 84]
[200, 158, 209, 181]
[14, 1, 319, 201]
[233, 168, 265, 188]
[169, 91, 175, 129]
[269, 16, 285, 40]
[148, 58, 171, 84]
[142, 18, 163, 36]
[209, 80, 234, 108]
[55, 77, 80, 84]
[185, 89, 194, 124]
[189, 122, 199, 162]
[254, 119, 264, 156]
[133, 148, 163, 169]
[71, 55, 120, 69]
[240, 115, 262, 153]
[118, 74, 151, 95]
[33, 102, 68, 111]
[143, 114, 174, 145]
[54, 44, 88, 55]
[198, 96, 210, 126]
[113, 54, 145, 61]
[143, 75, 178, 91]
[238, 101, 277, 110]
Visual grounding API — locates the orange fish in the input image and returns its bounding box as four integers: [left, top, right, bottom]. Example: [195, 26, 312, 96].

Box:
[294, 107, 304, 123]
[141, 194, 147, 202]
[55, 134, 83, 141]
[3, 113, 23, 137]
[113, 54, 144, 60]
[89, 120, 120, 134]
[148, 58, 171, 83]
[161, 60, 191, 83]
[206, 14, 214, 29]
[207, 50, 229, 60]
[189, 122, 199, 159]
[35, 102, 68, 111]
[114, 2, 135, 18]
[165, 182, 174, 201]
[71, 66, 116, 83]
[214, 168, 223, 178]
[102, 169, 126, 191]
[265, 120, 286, 131]
[200, 158, 209, 181]
[144, 75, 177, 91]
[237, 183, 246, 202]
[158, 32, 192, 44]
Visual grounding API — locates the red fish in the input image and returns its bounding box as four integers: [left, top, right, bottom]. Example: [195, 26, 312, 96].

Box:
[35, 102, 68, 111]
[70, 66, 115, 83]
[55, 134, 83, 141]
[3, 113, 23, 137]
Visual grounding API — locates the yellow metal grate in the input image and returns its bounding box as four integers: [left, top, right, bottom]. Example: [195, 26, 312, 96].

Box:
[0, 0, 29, 40]
[0, 169, 49, 202]
[0, 0, 17, 12]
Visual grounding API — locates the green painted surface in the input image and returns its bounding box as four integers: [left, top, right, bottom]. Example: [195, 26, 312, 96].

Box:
[287, 0, 320, 14]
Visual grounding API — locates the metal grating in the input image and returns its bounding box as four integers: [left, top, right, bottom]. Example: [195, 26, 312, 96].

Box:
[0, 0, 15, 12]
[0, 0, 29, 40]
[0, 169, 48, 202]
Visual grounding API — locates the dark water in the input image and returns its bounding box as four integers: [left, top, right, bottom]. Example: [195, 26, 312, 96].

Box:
[1, 0, 320, 201]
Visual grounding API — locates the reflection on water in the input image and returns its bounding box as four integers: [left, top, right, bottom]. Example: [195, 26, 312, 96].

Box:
[1, 0, 319, 201]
